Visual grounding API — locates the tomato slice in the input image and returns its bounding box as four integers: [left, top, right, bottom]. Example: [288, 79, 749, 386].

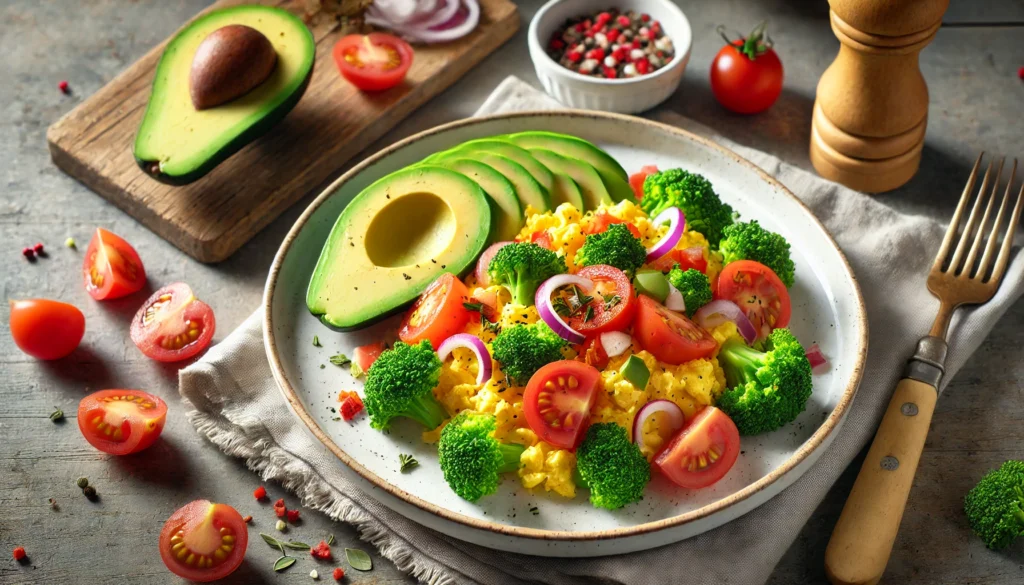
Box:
[159, 500, 248, 582]
[647, 246, 708, 273]
[77, 390, 167, 455]
[628, 165, 659, 200]
[354, 342, 385, 372]
[563, 265, 637, 334]
[633, 294, 717, 364]
[83, 228, 146, 300]
[398, 273, 472, 349]
[584, 212, 642, 238]
[8, 299, 85, 360]
[129, 283, 216, 363]
[654, 406, 740, 489]
[716, 260, 791, 340]
[332, 33, 413, 92]
[527, 230, 554, 250]
[523, 360, 601, 450]
[575, 335, 609, 371]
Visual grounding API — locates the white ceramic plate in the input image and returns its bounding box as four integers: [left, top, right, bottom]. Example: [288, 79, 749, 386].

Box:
[264, 111, 867, 557]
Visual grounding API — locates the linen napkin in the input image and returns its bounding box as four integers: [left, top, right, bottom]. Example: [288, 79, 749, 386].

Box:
[179, 76, 1024, 585]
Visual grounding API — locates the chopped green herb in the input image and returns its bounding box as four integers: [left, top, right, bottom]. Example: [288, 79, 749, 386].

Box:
[329, 354, 351, 367]
[551, 296, 571, 317]
[320, 364, 326, 369]
[327, 533, 336, 546]
[583, 305, 595, 322]
[604, 295, 622, 311]
[463, 301, 483, 312]
[350, 362, 364, 378]
[345, 548, 373, 571]
[49, 406, 64, 422]
[399, 453, 418, 473]
[312, 335, 322, 348]
[274, 556, 297, 572]
[482, 315, 501, 334]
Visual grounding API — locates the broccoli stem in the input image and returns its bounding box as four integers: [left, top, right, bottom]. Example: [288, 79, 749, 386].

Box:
[512, 274, 536, 306]
[404, 396, 449, 430]
[572, 466, 588, 490]
[498, 443, 526, 474]
[719, 341, 762, 387]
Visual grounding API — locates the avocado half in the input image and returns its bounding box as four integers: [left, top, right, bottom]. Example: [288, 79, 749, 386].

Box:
[133, 5, 315, 185]
[307, 166, 492, 331]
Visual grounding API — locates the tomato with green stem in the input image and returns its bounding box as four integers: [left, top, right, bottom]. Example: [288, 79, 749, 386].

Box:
[159, 500, 248, 582]
[710, 22, 783, 114]
[78, 389, 167, 455]
[9, 299, 85, 360]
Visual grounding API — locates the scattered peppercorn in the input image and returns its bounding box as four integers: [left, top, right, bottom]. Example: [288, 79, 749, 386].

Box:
[254, 485, 267, 500]
[83, 485, 97, 499]
[65, 237, 77, 249]
[22, 247, 35, 260]
[12, 546, 26, 561]
[333, 567, 345, 581]
[76, 477, 89, 489]
[243, 515, 253, 523]
[49, 497, 58, 510]
[286, 508, 301, 523]
[310, 540, 332, 560]
[49, 406, 64, 422]
[33, 243, 44, 255]
[276, 519, 287, 531]
[58, 80, 69, 94]
[547, 8, 674, 79]
[310, 569, 319, 579]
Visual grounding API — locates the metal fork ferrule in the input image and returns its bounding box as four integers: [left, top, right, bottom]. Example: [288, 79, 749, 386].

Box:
[903, 336, 948, 389]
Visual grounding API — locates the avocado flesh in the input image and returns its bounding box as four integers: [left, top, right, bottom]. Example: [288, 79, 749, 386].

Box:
[550, 173, 585, 211]
[133, 5, 315, 185]
[436, 151, 551, 213]
[307, 166, 491, 330]
[528, 148, 612, 210]
[443, 139, 555, 194]
[505, 131, 636, 203]
[436, 158, 523, 242]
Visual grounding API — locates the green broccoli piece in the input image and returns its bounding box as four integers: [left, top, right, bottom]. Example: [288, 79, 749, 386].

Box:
[491, 322, 566, 385]
[641, 168, 735, 246]
[363, 340, 447, 431]
[575, 423, 650, 510]
[719, 220, 795, 287]
[667, 266, 712, 316]
[487, 242, 567, 306]
[964, 460, 1024, 550]
[574, 223, 647, 277]
[717, 328, 812, 435]
[438, 412, 526, 502]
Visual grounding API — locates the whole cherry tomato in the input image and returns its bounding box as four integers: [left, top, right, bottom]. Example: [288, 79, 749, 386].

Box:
[710, 23, 783, 114]
[9, 299, 85, 360]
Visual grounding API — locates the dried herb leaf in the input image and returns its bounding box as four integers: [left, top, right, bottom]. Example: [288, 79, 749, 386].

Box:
[312, 335, 322, 347]
[399, 453, 418, 473]
[260, 533, 283, 548]
[274, 556, 297, 572]
[327, 533, 336, 546]
[345, 548, 373, 571]
[350, 362, 365, 378]
[329, 354, 351, 367]
[49, 407, 64, 422]
[462, 301, 482, 312]
[283, 541, 311, 550]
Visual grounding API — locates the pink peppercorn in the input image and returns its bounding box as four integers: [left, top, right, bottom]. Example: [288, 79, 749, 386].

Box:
[33, 242, 44, 254]
[13, 546, 26, 561]
[22, 247, 35, 259]
[333, 567, 345, 580]
[617, 15, 631, 27]
[58, 80, 69, 93]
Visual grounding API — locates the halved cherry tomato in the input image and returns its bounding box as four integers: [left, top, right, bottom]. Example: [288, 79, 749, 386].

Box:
[523, 360, 601, 450]
[333, 33, 413, 92]
[633, 295, 717, 364]
[469, 287, 499, 323]
[9, 299, 85, 360]
[628, 165, 660, 200]
[398, 273, 471, 349]
[648, 246, 708, 274]
[159, 500, 248, 582]
[129, 283, 215, 363]
[527, 230, 554, 250]
[716, 260, 791, 340]
[563, 265, 637, 334]
[83, 228, 146, 300]
[354, 341, 385, 372]
[575, 335, 609, 371]
[77, 389, 167, 455]
[584, 212, 642, 238]
[655, 406, 740, 489]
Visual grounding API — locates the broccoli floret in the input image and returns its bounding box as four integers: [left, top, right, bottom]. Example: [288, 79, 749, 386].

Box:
[363, 340, 447, 431]
[574, 223, 647, 277]
[719, 220, 795, 287]
[438, 412, 526, 502]
[491, 322, 566, 385]
[575, 423, 650, 510]
[717, 328, 812, 435]
[667, 266, 712, 316]
[487, 242, 567, 306]
[964, 460, 1024, 550]
[641, 169, 735, 246]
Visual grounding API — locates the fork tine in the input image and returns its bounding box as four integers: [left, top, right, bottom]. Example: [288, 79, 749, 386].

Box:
[978, 159, 1017, 279]
[990, 161, 1023, 285]
[934, 154, 984, 271]
[950, 158, 997, 274]
[963, 158, 1004, 276]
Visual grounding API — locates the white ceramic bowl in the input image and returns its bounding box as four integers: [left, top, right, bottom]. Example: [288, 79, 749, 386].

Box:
[528, 0, 692, 114]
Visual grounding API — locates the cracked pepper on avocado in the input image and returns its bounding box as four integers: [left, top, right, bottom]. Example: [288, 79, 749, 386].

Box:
[306, 131, 816, 509]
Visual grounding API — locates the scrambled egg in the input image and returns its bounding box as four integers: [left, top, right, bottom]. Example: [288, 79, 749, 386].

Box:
[428, 202, 733, 497]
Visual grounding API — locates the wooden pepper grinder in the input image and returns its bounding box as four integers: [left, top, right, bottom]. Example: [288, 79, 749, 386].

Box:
[810, 0, 950, 193]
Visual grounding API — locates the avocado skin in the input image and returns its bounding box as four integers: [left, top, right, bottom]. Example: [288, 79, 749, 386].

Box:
[134, 64, 314, 186]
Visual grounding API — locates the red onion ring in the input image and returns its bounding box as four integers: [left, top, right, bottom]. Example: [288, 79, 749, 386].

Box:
[599, 331, 632, 357]
[806, 344, 829, 373]
[474, 241, 514, 287]
[436, 333, 492, 385]
[632, 399, 685, 451]
[664, 284, 686, 313]
[646, 207, 686, 262]
[535, 274, 594, 345]
[368, 0, 480, 44]
[693, 300, 758, 344]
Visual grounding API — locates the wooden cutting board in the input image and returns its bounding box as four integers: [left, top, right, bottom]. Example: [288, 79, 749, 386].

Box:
[47, 0, 519, 263]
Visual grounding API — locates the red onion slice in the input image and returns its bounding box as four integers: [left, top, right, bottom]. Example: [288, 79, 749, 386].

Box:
[806, 343, 829, 373]
[693, 300, 758, 344]
[646, 207, 686, 262]
[371, 0, 419, 23]
[376, 0, 480, 44]
[632, 399, 685, 451]
[474, 241, 513, 287]
[535, 274, 594, 345]
[599, 331, 632, 357]
[664, 284, 686, 313]
[437, 333, 492, 385]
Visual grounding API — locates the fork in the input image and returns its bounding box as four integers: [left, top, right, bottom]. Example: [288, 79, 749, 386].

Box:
[824, 154, 1024, 585]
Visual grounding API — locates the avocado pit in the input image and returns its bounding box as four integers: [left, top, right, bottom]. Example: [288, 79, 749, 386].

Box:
[189, 24, 277, 110]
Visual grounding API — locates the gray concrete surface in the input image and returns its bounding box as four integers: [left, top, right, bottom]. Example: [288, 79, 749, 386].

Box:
[1, 1, 1022, 583]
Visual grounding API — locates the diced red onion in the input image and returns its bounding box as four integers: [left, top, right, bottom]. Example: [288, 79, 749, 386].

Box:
[632, 399, 685, 451]
[474, 241, 513, 286]
[437, 333, 492, 385]
[646, 207, 686, 262]
[599, 331, 632, 357]
[367, 0, 480, 44]
[806, 343, 829, 374]
[664, 284, 686, 312]
[693, 300, 758, 344]
[535, 274, 594, 345]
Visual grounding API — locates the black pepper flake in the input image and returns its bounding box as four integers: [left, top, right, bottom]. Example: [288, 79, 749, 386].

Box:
[402, 273, 412, 281]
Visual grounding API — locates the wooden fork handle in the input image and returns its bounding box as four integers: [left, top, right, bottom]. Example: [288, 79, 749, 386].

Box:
[824, 377, 938, 585]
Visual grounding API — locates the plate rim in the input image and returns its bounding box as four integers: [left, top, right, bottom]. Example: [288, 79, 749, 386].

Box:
[263, 109, 868, 542]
